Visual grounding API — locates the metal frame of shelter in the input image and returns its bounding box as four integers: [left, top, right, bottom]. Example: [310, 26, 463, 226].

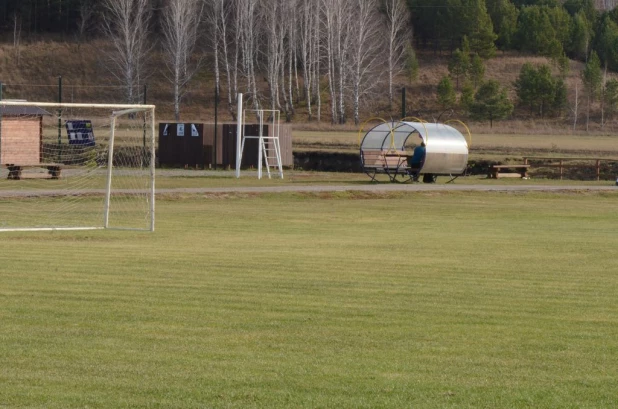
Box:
[359, 120, 470, 182]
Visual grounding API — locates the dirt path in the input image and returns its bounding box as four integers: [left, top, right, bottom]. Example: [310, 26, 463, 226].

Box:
[1, 183, 617, 198]
[157, 183, 618, 195]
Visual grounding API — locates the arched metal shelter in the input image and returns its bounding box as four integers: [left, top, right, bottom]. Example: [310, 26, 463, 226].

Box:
[359, 121, 469, 180]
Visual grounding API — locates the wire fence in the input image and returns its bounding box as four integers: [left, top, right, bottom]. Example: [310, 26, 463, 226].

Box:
[0, 80, 221, 121]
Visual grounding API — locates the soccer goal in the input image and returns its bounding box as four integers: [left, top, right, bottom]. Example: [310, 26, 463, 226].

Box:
[0, 101, 156, 232]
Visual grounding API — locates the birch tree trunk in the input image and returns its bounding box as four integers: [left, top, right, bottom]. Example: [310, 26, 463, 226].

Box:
[12, 13, 21, 65]
[238, 0, 260, 110]
[299, 0, 317, 120]
[322, 0, 338, 124]
[161, 0, 205, 121]
[287, 1, 297, 115]
[314, 6, 322, 122]
[322, 0, 352, 124]
[217, 0, 233, 109]
[572, 82, 579, 131]
[348, 0, 381, 126]
[205, 0, 222, 98]
[336, 4, 350, 124]
[384, 0, 410, 109]
[102, 0, 153, 104]
[260, 0, 285, 111]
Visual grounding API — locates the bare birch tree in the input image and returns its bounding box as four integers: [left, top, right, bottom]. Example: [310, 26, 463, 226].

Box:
[348, 0, 382, 125]
[237, 0, 260, 110]
[322, 0, 352, 124]
[322, 0, 338, 123]
[299, 0, 320, 120]
[12, 13, 22, 65]
[336, 3, 353, 124]
[204, 0, 234, 112]
[217, 0, 234, 109]
[571, 82, 580, 131]
[205, 0, 223, 102]
[102, 0, 153, 104]
[383, 0, 410, 108]
[284, 0, 298, 118]
[313, 5, 322, 122]
[232, 0, 242, 106]
[161, 0, 205, 120]
[260, 0, 286, 111]
[77, 0, 96, 44]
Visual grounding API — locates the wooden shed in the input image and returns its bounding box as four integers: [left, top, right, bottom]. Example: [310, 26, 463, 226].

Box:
[158, 123, 293, 169]
[0, 105, 52, 165]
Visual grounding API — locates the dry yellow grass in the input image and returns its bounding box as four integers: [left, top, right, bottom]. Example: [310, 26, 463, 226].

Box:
[294, 129, 618, 158]
[2, 42, 618, 132]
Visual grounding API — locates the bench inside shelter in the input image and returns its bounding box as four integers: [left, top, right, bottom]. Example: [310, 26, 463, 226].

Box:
[361, 149, 412, 182]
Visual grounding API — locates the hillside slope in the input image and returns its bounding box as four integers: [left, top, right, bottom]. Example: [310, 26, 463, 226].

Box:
[0, 40, 616, 134]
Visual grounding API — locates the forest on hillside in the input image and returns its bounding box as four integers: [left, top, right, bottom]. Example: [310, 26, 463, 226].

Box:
[1, 0, 618, 128]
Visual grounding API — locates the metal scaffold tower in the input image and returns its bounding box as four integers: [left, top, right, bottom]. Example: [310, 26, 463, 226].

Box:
[236, 96, 283, 179]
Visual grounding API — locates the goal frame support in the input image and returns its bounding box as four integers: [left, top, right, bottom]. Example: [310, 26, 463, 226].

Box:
[0, 100, 156, 233]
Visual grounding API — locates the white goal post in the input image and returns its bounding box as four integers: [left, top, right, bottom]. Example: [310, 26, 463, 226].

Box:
[0, 101, 156, 232]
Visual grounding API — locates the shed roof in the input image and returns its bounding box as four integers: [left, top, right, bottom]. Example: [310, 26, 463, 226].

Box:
[0, 106, 52, 116]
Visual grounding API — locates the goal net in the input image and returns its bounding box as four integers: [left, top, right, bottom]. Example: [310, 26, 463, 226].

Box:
[0, 101, 155, 232]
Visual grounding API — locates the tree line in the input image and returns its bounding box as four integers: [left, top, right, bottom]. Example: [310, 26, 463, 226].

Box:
[1, 0, 618, 126]
[428, 0, 618, 128]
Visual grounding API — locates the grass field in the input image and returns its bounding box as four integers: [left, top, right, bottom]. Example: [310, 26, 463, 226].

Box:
[1, 191, 618, 408]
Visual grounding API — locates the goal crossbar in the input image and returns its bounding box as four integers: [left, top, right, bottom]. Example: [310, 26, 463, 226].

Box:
[0, 101, 156, 110]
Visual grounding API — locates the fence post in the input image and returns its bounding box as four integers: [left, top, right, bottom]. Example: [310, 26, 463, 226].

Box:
[143, 84, 147, 154]
[0, 82, 3, 162]
[401, 87, 406, 120]
[57, 76, 62, 162]
[214, 86, 218, 170]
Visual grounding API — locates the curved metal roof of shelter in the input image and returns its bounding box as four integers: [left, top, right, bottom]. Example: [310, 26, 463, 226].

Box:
[360, 121, 469, 175]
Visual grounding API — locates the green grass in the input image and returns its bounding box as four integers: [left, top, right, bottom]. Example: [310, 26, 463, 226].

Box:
[1, 170, 616, 193]
[1, 191, 618, 408]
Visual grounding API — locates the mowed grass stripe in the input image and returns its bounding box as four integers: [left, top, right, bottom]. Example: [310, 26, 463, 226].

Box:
[1, 191, 618, 408]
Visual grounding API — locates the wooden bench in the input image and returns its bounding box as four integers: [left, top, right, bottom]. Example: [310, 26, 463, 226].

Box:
[488, 164, 530, 179]
[361, 150, 412, 182]
[5, 163, 63, 180]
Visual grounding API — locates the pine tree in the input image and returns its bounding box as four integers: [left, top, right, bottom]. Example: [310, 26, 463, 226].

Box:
[569, 11, 591, 60]
[486, 0, 518, 49]
[437, 76, 457, 109]
[514, 63, 538, 113]
[514, 62, 567, 118]
[604, 79, 618, 120]
[467, 0, 497, 58]
[448, 48, 469, 91]
[469, 54, 485, 88]
[460, 80, 475, 110]
[469, 80, 513, 128]
[581, 51, 602, 130]
[403, 42, 419, 84]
